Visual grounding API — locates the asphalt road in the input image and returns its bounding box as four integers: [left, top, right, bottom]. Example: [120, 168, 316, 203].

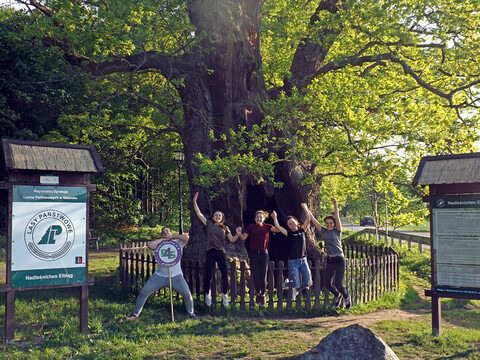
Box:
[341, 219, 430, 238]
[341, 219, 431, 251]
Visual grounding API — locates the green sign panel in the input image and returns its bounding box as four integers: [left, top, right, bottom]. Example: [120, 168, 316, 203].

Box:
[13, 186, 87, 203]
[11, 267, 86, 287]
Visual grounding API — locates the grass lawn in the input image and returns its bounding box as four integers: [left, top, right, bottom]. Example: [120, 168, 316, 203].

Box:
[0, 246, 479, 359]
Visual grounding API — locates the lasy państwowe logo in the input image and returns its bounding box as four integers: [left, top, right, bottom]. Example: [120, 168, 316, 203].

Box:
[24, 210, 75, 261]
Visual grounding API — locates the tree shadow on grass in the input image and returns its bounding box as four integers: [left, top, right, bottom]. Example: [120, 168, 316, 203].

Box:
[400, 285, 430, 310]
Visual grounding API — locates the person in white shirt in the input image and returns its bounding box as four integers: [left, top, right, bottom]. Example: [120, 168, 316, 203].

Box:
[126, 227, 196, 320]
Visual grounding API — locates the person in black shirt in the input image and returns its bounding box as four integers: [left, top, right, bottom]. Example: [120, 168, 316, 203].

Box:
[272, 203, 312, 300]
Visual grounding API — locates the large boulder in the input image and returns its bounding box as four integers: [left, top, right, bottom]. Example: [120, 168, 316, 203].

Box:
[300, 324, 399, 360]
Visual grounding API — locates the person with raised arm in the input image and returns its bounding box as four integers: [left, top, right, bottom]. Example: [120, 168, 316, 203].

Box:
[193, 191, 240, 307]
[126, 227, 197, 320]
[236, 210, 281, 306]
[308, 198, 351, 309]
[272, 203, 313, 300]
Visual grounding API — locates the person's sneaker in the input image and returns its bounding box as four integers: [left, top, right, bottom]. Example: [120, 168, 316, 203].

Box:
[205, 292, 212, 307]
[345, 296, 352, 310]
[188, 312, 198, 320]
[283, 279, 289, 289]
[126, 313, 139, 321]
[291, 287, 298, 300]
[221, 293, 229, 307]
[333, 294, 343, 308]
[260, 294, 266, 307]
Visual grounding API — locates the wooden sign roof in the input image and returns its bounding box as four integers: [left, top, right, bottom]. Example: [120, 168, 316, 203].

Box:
[413, 152, 480, 186]
[2, 139, 103, 173]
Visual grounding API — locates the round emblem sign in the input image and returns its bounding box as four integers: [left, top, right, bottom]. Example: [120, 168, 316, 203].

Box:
[24, 210, 75, 261]
[154, 240, 182, 267]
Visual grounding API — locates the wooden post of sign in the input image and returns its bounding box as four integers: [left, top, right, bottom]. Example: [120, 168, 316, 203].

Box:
[432, 294, 441, 336]
[5, 289, 15, 343]
[169, 268, 175, 322]
[79, 285, 89, 333]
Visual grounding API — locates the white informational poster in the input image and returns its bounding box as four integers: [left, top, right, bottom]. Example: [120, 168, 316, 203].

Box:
[11, 185, 87, 287]
[432, 197, 480, 296]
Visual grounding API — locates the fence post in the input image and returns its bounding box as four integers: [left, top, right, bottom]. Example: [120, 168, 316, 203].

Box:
[395, 253, 400, 290]
[134, 252, 140, 294]
[304, 260, 312, 310]
[119, 244, 125, 291]
[345, 257, 351, 305]
[230, 259, 237, 307]
[350, 258, 360, 304]
[277, 261, 285, 310]
[267, 261, 275, 309]
[211, 270, 218, 307]
[140, 253, 145, 283]
[239, 261, 247, 310]
[248, 269, 255, 309]
[314, 259, 322, 309]
[129, 252, 134, 293]
[373, 247, 378, 301]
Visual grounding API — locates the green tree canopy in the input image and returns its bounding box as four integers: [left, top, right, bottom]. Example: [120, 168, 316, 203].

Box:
[2, 0, 479, 259]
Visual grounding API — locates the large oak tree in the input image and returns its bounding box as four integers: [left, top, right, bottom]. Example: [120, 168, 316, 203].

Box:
[9, 0, 480, 261]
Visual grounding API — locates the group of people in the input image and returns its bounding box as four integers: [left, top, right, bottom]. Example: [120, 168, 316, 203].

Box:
[127, 192, 351, 320]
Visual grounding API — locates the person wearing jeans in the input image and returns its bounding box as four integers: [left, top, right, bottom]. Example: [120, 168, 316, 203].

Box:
[127, 227, 196, 320]
[285, 256, 312, 298]
[272, 204, 312, 300]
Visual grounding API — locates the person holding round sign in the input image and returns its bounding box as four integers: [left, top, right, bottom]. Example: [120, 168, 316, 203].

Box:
[126, 227, 196, 320]
[193, 191, 240, 307]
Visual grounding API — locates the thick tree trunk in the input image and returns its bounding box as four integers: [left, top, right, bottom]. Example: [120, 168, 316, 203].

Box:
[180, 0, 324, 263]
[180, 0, 265, 262]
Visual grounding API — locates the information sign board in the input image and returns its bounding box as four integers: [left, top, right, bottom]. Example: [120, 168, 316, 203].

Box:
[11, 185, 87, 287]
[432, 196, 480, 296]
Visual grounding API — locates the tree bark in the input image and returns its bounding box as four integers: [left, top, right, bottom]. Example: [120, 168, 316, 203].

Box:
[180, 0, 268, 262]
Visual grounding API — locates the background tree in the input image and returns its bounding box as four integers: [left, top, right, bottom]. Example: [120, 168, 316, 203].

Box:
[3, 0, 479, 262]
[0, 7, 188, 232]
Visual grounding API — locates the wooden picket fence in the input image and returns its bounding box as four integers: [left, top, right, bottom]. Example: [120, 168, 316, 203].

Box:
[119, 242, 399, 310]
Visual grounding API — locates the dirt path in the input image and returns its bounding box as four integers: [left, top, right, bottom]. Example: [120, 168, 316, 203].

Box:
[280, 308, 430, 332]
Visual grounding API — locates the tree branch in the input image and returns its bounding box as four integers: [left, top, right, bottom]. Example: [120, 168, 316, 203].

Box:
[27, 0, 193, 80]
[102, 75, 183, 131]
[281, 0, 344, 95]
